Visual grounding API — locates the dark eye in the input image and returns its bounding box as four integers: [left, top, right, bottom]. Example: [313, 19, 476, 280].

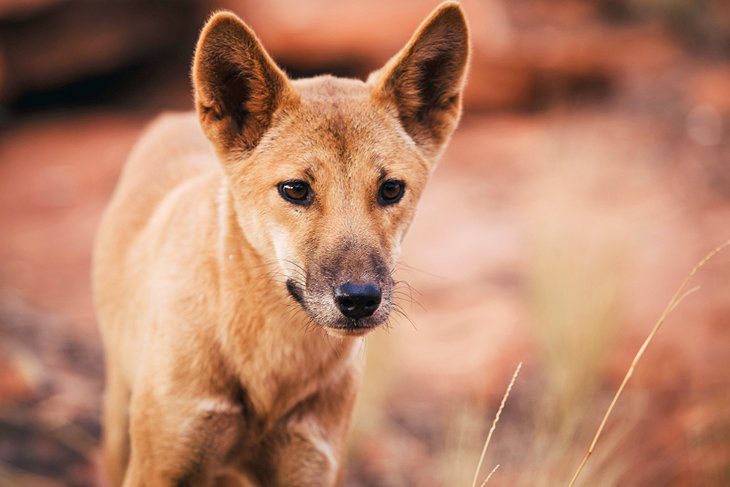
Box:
[278, 180, 312, 206]
[378, 180, 405, 206]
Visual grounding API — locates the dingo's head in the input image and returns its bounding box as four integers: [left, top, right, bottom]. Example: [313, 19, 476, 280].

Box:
[193, 2, 469, 336]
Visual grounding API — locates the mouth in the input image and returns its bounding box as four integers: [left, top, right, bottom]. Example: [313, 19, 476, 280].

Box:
[286, 279, 304, 304]
[323, 323, 378, 337]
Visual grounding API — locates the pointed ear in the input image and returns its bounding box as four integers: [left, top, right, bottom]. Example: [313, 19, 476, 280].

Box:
[370, 2, 470, 158]
[192, 12, 296, 154]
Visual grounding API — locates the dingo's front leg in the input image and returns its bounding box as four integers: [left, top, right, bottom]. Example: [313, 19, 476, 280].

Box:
[262, 421, 341, 486]
[250, 374, 359, 487]
[122, 384, 244, 487]
[102, 370, 131, 487]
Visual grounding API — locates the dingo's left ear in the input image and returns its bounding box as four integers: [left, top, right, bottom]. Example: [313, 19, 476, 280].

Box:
[370, 2, 469, 159]
[193, 11, 297, 155]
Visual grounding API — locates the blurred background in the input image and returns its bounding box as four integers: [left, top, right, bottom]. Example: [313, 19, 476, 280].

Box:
[1, 0, 730, 485]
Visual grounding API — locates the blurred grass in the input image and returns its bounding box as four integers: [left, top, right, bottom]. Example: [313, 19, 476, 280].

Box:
[437, 403, 490, 486]
[527, 214, 622, 423]
[518, 194, 629, 486]
[444, 150, 634, 486]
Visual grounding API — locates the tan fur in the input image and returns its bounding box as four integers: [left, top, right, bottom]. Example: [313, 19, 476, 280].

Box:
[93, 3, 469, 486]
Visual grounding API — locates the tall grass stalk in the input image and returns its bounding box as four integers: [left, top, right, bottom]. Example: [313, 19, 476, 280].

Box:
[479, 465, 500, 487]
[471, 362, 522, 487]
[568, 239, 730, 486]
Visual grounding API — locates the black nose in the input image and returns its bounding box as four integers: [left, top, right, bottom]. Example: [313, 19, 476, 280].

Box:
[335, 282, 382, 319]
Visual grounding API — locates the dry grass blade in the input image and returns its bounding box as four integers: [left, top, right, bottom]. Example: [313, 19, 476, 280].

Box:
[479, 464, 500, 487]
[568, 239, 730, 487]
[471, 362, 522, 487]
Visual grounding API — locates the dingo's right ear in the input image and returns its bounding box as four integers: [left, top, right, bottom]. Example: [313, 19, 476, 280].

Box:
[193, 12, 297, 155]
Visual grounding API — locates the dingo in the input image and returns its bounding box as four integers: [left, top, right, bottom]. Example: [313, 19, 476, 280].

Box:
[93, 3, 469, 485]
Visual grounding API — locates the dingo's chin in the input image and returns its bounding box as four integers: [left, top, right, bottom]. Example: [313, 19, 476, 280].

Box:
[324, 325, 379, 338]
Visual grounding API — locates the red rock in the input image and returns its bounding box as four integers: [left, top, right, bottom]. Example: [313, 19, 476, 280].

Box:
[0, 346, 42, 405]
